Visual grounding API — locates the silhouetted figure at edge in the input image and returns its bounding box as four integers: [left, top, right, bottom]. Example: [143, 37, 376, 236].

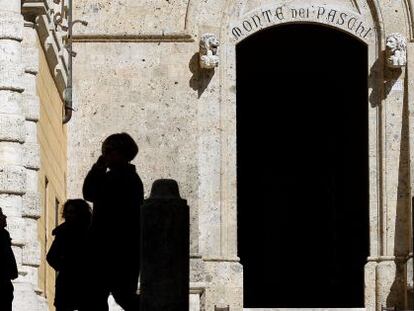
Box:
[83, 132, 143, 311]
[47, 199, 91, 311]
[0, 207, 18, 311]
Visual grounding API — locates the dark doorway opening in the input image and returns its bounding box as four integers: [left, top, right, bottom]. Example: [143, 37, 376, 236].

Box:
[236, 24, 369, 308]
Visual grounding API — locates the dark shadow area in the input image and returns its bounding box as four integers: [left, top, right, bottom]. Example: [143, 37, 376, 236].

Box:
[47, 199, 91, 311]
[236, 24, 369, 308]
[387, 70, 412, 310]
[189, 52, 215, 98]
[0, 207, 18, 311]
[81, 133, 142, 311]
[47, 134, 190, 311]
[368, 52, 403, 107]
[141, 179, 189, 311]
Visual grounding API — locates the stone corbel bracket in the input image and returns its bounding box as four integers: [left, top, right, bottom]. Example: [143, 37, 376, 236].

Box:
[385, 33, 407, 69]
[199, 33, 220, 69]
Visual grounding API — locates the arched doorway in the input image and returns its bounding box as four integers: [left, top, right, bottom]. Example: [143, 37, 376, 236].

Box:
[236, 24, 369, 308]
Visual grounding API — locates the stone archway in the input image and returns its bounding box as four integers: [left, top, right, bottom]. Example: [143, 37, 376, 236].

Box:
[236, 23, 369, 308]
[191, 1, 412, 310]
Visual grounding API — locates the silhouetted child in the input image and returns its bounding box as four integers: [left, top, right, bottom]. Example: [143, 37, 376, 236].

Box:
[83, 132, 143, 311]
[47, 199, 91, 311]
[0, 207, 18, 311]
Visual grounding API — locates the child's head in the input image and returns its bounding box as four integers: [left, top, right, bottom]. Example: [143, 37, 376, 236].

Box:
[63, 199, 91, 225]
[101, 132, 138, 167]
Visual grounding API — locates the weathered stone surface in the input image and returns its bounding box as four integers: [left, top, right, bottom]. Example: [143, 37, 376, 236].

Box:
[0, 165, 26, 194]
[69, 41, 200, 256]
[12, 244, 23, 267]
[0, 11, 23, 40]
[0, 193, 23, 215]
[23, 97, 40, 121]
[0, 92, 22, 115]
[190, 256, 205, 283]
[22, 27, 39, 74]
[24, 120, 37, 142]
[22, 218, 41, 266]
[22, 72, 37, 93]
[23, 49, 38, 74]
[0, 142, 24, 166]
[24, 142, 40, 170]
[0, 68, 25, 91]
[25, 168, 38, 193]
[73, 0, 191, 35]
[7, 215, 26, 246]
[22, 191, 41, 218]
[203, 261, 243, 311]
[0, 114, 25, 142]
[19, 265, 39, 288]
[12, 281, 42, 311]
[0, 38, 25, 92]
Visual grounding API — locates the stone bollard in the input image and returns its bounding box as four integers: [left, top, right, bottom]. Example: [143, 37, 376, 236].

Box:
[140, 179, 189, 311]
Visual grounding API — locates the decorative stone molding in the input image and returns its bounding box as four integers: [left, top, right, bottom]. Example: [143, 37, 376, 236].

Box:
[199, 33, 219, 69]
[385, 33, 407, 68]
[72, 33, 194, 43]
[22, 0, 69, 97]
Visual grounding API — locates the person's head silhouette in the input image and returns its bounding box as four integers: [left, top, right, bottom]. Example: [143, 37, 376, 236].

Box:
[101, 132, 138, 169]
[62, 199, 91, 226]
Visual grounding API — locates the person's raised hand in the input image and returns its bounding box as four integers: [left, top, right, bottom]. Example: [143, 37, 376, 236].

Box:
[95, 155, 108, 170]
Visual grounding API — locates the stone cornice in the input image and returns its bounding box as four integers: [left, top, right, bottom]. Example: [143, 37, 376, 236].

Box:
[72, 33, 194, 43]
[21, 0, 49, 22]
[22, 0, 68, 97]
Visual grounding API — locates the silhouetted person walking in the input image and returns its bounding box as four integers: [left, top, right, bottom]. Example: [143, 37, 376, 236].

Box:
[0, 208, 18, 311]
[47, 199, 91, 311]
[83, 132, 143, 311]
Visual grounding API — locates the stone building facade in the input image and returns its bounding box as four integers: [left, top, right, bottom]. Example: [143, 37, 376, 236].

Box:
[0, 0, 413, 310]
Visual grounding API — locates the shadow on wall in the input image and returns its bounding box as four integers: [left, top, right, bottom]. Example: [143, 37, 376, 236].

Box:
[189, 52, 215, 98]
[369, 51, 402, 107]
[386, 71, 411, 310]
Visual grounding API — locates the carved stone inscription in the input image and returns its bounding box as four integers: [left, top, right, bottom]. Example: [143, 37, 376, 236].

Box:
[231, 5, 373, 41]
